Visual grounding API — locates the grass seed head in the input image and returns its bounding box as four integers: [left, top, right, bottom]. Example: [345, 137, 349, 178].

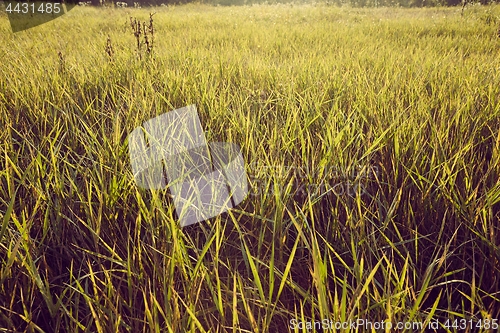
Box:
[105, 35, 114, 61]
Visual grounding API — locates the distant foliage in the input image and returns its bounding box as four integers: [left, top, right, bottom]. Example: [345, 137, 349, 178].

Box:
[87, 0, 497, 7]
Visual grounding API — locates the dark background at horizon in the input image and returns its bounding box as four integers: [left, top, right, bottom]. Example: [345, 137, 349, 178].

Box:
[68, 0, 499, 10]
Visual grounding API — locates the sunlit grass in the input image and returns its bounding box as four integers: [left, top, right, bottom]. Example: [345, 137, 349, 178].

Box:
[1, 3, 500, 332]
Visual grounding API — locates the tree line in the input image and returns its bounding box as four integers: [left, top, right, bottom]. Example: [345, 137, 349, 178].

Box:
[72, 0, 496, 8]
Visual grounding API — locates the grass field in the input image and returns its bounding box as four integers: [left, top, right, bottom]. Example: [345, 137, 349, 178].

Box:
[1, 3, 500, 332]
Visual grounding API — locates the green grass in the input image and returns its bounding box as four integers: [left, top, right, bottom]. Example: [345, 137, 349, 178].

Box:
[1, 3, 500, 332]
